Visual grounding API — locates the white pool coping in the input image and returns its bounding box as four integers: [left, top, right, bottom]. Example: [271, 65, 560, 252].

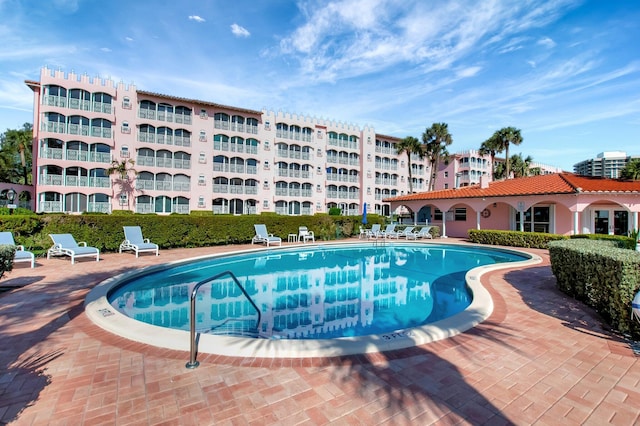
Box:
[84, 241, 542, 358]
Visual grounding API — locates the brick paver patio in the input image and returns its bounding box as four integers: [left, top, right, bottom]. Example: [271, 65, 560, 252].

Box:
[0, 241, 638, 425]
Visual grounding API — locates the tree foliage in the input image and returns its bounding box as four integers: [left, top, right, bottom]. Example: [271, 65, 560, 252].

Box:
[0, 123, 32, 184]
[620, 159, 640, 180]
[422, 123, 452, 191]
[396, 136, 424, 193]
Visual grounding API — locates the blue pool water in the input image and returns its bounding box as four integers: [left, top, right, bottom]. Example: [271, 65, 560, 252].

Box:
[108, 244, 527, 340]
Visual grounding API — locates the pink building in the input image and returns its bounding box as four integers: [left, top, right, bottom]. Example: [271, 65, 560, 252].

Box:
[26, 67, 429, 215]
[386, 173, 640, 238]
[434, 149, 564, 191]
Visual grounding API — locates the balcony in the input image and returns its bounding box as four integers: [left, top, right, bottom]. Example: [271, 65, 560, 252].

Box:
[173, 205, 190, 214]
[136, 204, 154, 214]
[136, 156, 155, 167]
[135, 180, 154, 190]
[40, 201, 63, 212]
[174, 159, 191, 169]
[40, 174, 63, 185]
[68, 98, 91, 111]
[68, 124, 90, 136]
[173, 182, 191, 191]
[88, 202, 111, 213]
[174, 136, 191, 147]
[41, 148, 63, 160]
[44, 95, 67, 108]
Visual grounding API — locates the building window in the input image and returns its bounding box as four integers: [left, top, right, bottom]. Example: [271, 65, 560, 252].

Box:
[199, 152, 206, 164]
[119, 193, 127, 205]
[444, 171, 449, 178]
[198, 196, 205, 207]
[516, 206, 551, 233]
[265, 121, 271, 130]
[434, 209, 442, 221]
[199, 130, 206, 141]
[264, 161, 269, 169]
[263, 200, 269, 208]
[198, 175, 205, 186]
[120, 146, 129, 158]
[200, 109, 207, 119]
[263, 180, 269, 189]
[122, 97, 131, 109]
[121, 121, 130, 134]
[454, 208, 466, 221]
[264, 141, 270, 150]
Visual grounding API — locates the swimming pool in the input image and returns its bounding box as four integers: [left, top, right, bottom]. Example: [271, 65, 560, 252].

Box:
[85, 242, 540, 358]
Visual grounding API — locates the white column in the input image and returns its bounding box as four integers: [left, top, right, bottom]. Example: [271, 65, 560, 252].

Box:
[573, 211, 579, 235]
[476, 210, 481, 230]
[441, 215, 447, 238]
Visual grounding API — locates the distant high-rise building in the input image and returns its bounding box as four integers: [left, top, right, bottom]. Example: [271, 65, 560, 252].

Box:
[573, 152, 640, 178]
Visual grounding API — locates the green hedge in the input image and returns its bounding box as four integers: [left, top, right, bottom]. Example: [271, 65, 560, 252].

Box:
[468, 229, 567, 248]
[0, 244, 16, 279]
[0, 213, 386, 255]
[548, 239, 640, 338]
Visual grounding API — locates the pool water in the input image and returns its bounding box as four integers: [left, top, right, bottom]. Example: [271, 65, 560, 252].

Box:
[108, 244, 527, 340]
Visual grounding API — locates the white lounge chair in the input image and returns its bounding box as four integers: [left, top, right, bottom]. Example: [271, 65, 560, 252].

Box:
[252, 224, 282, 247]
[47, 233, 100, 264]
[366, 224, 382, 239]
[119, 226, 159, 257]
[395, 226, 415, 239]
[408, 226, 433, 239]
[0, 231, 35, 268]
[298, 226, 315, 243]
[380, 224, 398, 239]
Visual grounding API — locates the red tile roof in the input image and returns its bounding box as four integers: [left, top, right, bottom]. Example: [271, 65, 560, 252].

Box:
[386, 173, 640, 202]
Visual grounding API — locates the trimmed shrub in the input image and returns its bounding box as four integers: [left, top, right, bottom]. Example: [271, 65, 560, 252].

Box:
[468, 229, 567, 248]
[548, 239, 640, 338]
[0, 244, 16, 279]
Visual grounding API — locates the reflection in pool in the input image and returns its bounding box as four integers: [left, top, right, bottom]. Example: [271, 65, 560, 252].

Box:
[108, 244, 527, 339]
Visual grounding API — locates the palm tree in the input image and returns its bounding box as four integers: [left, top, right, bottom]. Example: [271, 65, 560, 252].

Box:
[479, 133, 502, 180]
[620, 159, 640, 180]
[396, 136, 425, 193]
[107, 159, 137, 209]
[509, 153, 534, 178]
[495, 127, 523, 179]
[422, 123, 453, 191]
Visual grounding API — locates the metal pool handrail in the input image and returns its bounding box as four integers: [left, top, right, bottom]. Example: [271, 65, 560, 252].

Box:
[186, 270, 261, 369]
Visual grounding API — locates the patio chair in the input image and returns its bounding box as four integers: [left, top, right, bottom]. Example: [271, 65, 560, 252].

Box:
[47, 233, 100, 264]
[298, 226, 315, 243]
[380, 224, 398, 239]
[366, 224, 382, 239]
[395, 226, 415, 239]
[252, 224, 282, 247]
[358, 226, 368, 239]
[0, 231, 35, 268]
[408, 226, 433, 239]
[119, 226, 159, 257]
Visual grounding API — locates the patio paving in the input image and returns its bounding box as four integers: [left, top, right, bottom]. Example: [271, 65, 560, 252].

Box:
[0, 241, 638, 425]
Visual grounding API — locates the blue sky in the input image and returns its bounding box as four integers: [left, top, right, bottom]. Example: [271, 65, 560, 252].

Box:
[1, 0, 638, 171]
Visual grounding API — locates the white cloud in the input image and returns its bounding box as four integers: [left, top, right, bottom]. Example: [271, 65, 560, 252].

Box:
[188, 15, 205, 23]
[537, 36, 556, 48]
[231, 24, 250, 38]
[456, 66, 482, 78]
[100, 47, 112, 52]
